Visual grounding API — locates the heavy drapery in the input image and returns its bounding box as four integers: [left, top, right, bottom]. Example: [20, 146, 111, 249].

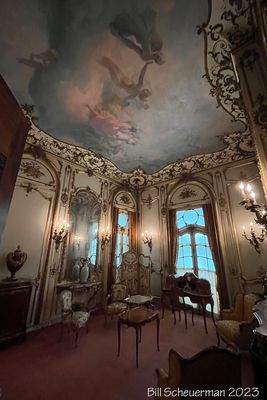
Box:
[129, 211, 137, 250]
[108, 206, 119, 289]
[203, 203, 228, 308]
[168, 209, 178, 275]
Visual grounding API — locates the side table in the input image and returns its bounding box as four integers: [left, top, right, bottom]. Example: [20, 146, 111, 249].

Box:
[124, 294, 153, 307]
[117, 306, 160, 368]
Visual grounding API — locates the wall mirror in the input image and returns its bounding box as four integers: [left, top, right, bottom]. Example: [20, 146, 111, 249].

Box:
[65, 189, 101, 282]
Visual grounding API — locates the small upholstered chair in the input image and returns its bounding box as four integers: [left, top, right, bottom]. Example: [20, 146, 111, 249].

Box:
[156, 347, 241, 398]
[104, 283, 128, 324]
[60, 290, 90, 347]
[216, 293, 258, 349]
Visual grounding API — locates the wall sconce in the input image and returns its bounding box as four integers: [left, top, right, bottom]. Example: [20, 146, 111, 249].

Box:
[101, 226, 111, 250]
[141, 230, 153, 253]
[74, 235, 81, 250]
[239, 181, 267, 252]
[242, 223, 265, 254]
[52, 220, 69, 252]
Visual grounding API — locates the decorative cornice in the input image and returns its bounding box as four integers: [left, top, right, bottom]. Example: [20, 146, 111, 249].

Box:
[25, 114, 254, 190]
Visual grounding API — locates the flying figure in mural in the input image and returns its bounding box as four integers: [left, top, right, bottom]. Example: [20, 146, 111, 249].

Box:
[99, 56, 152, 108]
[110, 8, 165, 65]
[17, 49, 58, 69]
[86, 104, 138, 145]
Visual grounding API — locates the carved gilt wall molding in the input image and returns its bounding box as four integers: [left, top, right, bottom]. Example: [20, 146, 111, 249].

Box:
[19, 157, 56, 189]
[25, 117, 254, 191]
[199, 0, 257, 125]
[113, 190, 137, 212]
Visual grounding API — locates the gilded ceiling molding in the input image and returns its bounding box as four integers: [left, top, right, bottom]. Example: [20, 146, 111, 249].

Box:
[199, 0, 257, 124]
[25, 113, 254, 190]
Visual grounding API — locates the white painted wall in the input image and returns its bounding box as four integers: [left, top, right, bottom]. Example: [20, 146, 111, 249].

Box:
[1, 134, 266, 327]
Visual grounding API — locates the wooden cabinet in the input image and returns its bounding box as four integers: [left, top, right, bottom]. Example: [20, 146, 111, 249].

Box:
[0, 280, 32, 347]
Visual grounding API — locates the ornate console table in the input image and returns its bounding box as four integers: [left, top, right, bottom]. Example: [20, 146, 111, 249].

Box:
[251, 300, 267, 398]
[56, 281, 102, 312]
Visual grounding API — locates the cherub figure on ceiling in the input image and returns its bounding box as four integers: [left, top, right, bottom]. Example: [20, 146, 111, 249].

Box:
[99, 56, 152, 109]
[110, 8, 165, 65]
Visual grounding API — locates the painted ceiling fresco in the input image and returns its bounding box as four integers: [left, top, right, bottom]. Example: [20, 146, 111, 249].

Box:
[0, 0, 245, 173]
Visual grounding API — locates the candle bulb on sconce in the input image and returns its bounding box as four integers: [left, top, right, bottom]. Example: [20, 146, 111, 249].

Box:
[246, 183, 252, 193]
[242, 223, 265, 254]
[239, 182, 245, 199]
[251, 191, 256, 204]
[141, 230, 153, 253]
[238, 181, 267, 253]
[52, 219, 70, 252]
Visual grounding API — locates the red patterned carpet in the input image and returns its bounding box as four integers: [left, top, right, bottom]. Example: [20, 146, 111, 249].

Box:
[0, 311, 251, 400]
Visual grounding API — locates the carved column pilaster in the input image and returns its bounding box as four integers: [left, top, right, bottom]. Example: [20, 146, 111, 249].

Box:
[159, 184, 168, 286]
[213, 170, 242, 305]
[100, 180, 110, 299]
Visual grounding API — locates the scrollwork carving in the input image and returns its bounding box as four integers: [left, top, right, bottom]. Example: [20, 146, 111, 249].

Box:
[24, 110, 254, 190]
[200, 0, 256, 125]
[254, 94, 267, 133]
[20, 160, 44, 179]
[61, 188, 69, 205]
[179, 187, 197, 199]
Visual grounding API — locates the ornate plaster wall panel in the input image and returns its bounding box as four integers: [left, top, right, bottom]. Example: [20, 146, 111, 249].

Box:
[18, 158, 56, 188]
[113, 191, 136, 211]
[224, 161, 267, 282]
[168, 182, 210, 208]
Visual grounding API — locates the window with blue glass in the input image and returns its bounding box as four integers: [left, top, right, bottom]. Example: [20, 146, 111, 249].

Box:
[115, 211, 129, 267]
[88, 221, 99, 264]
[176, 207, 219, 313]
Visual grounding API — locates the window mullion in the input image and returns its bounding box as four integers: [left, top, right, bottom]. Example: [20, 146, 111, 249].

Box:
[120, 231, 123, 255]
[191, 230, 198, 276]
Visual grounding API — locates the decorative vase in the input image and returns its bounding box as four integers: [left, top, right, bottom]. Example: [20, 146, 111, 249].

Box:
[6, 245, 27, 281]
[72, 259, 80, 281]
[79, 258, 89, 283]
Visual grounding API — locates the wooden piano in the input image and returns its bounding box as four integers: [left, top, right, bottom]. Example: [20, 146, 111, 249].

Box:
[161, 272, 216, 333]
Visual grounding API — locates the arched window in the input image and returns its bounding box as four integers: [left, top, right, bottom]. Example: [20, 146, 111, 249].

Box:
[115, 210, 130, 267]
[109, 191, 137, 287]
[176, 207, 219, 313]
[87, 220, 99, 265]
